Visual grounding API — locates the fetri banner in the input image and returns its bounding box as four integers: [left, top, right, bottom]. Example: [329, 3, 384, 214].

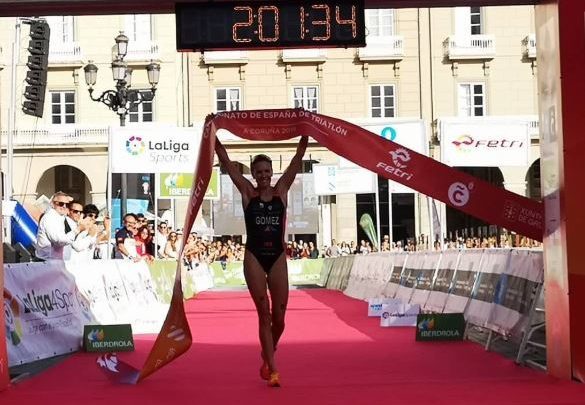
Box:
[99, 109, 544, 384]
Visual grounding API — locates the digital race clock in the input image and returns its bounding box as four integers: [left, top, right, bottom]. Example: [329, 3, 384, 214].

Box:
[176, 0, 366, 51]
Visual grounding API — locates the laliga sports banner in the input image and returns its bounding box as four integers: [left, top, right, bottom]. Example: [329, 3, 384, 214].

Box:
[100, 109, 544, 383]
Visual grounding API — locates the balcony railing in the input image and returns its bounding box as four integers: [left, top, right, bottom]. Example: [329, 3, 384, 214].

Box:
[49, 42, 83, 64]
[444, 35, 496, 60]
[203, 51, 249, 64]
[125, 41, 160, 61]
[0, 125, 109, 147]
[282, 48, 327, 63]
[357, 36, 404, 61]
[522, 34, 537, 59]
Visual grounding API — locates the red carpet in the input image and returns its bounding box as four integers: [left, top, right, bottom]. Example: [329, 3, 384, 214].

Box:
[3, 289, 585, 404]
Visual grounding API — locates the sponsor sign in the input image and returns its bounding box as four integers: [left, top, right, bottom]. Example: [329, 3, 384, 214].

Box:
[313, 164, 376, 195]
[440, 119, 530, 167]
[84, 324, 135, 352]
[110, 126, 200, 173]
[380, 302, 420, 327]
[158, 168, 220, 200]
[415, 313, 465, 341]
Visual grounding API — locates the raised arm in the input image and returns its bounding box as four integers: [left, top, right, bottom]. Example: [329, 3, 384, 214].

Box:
[275, 136, 308, 195]
[215, 137, 253, 195]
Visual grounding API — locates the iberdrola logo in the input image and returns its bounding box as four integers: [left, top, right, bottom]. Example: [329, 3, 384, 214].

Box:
[87, 329, 105, 342]
[417, 317, 436, 331]
[126, 136, 145, 156]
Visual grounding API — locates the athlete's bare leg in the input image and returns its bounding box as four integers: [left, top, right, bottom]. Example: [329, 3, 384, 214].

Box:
[243, 251, 285, 373]
[266, 254, 289, 351]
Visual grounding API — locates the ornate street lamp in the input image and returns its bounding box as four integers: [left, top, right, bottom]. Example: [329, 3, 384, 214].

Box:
[83, 32, 160, 127]
[83, 33, 161, 220]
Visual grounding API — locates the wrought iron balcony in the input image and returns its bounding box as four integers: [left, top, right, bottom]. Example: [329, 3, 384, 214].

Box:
[357, 35, 404, 61]
[0, 125, 109, 147]
[125, 40, 160, 62]
[48, 41, 83, 65]
[203, 51, 249, 64]
[444, 35, 496, 60]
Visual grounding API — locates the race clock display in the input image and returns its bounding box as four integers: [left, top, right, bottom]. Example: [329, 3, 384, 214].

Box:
[176, 0, 366, 50]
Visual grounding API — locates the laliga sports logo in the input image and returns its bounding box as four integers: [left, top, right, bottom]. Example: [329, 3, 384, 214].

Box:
[87, 329, 105, 342]
[448, 182, 473, 207]
[417, 317, 436, 331]
[126, 136, 145, 156]
[389, 148, 411, 169]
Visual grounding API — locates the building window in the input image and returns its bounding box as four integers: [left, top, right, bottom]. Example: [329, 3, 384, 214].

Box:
[125, 14, 152, 42]
[370, 85, 395, 118]
[129, 91, 154, 122]
[364, 9, 395, 38]
[458, 83, 485, 117]
[292, 86, 318, 112]
[470, 7, 482, 35]
[51, 91, 75, 124]
[215, 88, 241, 112]
[45, 16, 74, 44]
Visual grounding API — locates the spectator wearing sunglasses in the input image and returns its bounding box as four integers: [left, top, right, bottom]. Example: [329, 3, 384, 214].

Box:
[63, 200, 99, 261]
[155, 221, 170, 259]
[35, 192, 90, 260]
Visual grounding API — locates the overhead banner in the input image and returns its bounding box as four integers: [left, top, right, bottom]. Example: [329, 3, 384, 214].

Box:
[100, 109, 543, 384]
[110, 126, 200, 173]
[440, 119, 530, 167]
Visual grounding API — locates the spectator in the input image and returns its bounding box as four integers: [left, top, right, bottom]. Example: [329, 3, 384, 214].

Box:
[115, 213, 140, 261]
[135, 226, 154, 262]
[326, 239, 340, 257]
[85, 205, 111, 259]
[155, 221, 170, 258]
[164, 231, 180, 259]
[309, 241, 319, 259]
[63, 200, 99, 261]
[35, 192, 89, 260]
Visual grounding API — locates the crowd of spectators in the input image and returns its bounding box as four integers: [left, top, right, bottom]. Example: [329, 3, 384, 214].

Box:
[35, 192, 541, 266]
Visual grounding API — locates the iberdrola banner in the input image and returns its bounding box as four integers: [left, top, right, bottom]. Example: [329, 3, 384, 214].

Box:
[99, 109, 544, 383]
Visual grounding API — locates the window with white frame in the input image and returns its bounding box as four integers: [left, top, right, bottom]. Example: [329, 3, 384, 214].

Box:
[292, 86, 318, 112]
[458, 83, 485, 117]
[470, 7, 482, 35]
[129, 90, 154, 122]
[370, 85, 396, 118]
[365, 9, 395, 39]
[215, 88, 241, 112]
[45, 16, 74, 44]
[50, 91, 75, 124]
[125, 14, 152, 42]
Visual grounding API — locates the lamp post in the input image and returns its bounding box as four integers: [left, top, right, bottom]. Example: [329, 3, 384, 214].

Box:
[83, 32, 161, 219]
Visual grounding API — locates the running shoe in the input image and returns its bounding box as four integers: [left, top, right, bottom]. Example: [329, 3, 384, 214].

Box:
[268, 371, 281, 387]
[260, 362, 270, 380]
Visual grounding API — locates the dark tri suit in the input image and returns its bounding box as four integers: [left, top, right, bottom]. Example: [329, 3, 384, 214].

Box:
[244, 196, 286, 273]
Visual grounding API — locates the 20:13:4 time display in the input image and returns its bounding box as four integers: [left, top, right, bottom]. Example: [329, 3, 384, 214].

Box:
[176, 0, 366, 50]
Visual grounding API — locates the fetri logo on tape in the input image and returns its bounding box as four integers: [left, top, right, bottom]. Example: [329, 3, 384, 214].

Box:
[84, 324, 135, 352]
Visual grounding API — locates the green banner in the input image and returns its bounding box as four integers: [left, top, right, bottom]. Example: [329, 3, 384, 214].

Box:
[158, 168, 219, 199]
[84, 324, 135, 352]
[415, 313, 465, 342]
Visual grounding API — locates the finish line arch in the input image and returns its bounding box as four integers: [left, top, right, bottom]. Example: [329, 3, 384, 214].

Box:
[0, 0, 582, 386]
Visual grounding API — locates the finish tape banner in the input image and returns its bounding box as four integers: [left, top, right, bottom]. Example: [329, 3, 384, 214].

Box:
[100, 108, 544, 383]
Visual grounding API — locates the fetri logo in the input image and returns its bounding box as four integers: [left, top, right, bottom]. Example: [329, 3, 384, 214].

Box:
[452, 134, 524, 151]
[126, 136, 145, 156]
[417, 317, 436, 331]
[97, 353, 120, 373]
[4, 290, 23, 346]
[389, 148, 411, 169]
[87, 329, 105, 342]
[448, 182, 473, 207]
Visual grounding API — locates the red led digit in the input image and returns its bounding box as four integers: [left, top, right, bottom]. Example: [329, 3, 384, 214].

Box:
[258, 6, 279, 42]
[300, 6, 305, 39]
[233, 6, 253, 42]
[335, 5, 357, 37]
[311, 5, 331, 41]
